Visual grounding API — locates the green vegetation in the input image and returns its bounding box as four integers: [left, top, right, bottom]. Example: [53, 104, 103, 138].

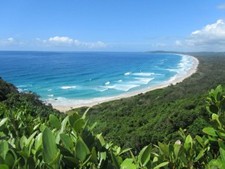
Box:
[0, 77, 60, 117]
[1, 52, 225, 168]
[73, 53, 225, 150]
[1, 79, 225, 168]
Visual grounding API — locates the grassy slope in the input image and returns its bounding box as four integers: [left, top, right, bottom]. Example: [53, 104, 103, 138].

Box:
[73, 52, 225, 151]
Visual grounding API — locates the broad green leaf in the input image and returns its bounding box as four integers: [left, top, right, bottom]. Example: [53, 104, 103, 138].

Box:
[138, 145, 151, 166]
[60, 116, 69, 133]
[195, 135, 204, 147]
[0, 118, 8, 128]
[121, 159, 136, 169]
[96, 134, 106, 146]
[60, 133, 73, 150]
[158, 142, 169, 156]
[203, 127, 217, 137]
[76, 137, 90, 161]
[69, 113, 80, 127]
[42, 127, 59, 164]
[153, 161, 169, 169]
[195, 149, 205, 161]
[184, 135, 193, 151]
[220, 147, 225, 163]
[73, 118, 85, 133]
[49, 114, 61, 129]
[173, 143, 181, 159]
[0, 164, 9, 169]
[90, 147, 98, 163]
[0, 140, 8, 160]
[34, 133, 42, 153]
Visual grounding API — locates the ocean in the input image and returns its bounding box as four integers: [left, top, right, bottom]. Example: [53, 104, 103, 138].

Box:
[0, 51, 194, 106]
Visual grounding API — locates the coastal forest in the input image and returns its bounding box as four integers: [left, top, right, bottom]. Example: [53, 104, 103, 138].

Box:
[1, 52, 225, 168]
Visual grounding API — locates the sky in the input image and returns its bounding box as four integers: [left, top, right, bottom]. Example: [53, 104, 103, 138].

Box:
[1, 0, 225, 51]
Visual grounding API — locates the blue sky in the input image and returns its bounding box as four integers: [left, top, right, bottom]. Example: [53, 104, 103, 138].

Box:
[1, 0, 225, 51]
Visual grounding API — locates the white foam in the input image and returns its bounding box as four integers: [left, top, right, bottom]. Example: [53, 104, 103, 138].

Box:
[124, 72, 131, 76]
[167, 68, 179, 73]
[47, 89, 52, 91]
[105, 81, 110, 85]
[132, 77, 154, 85]
[60, 86, 77, 90]
[106, 84, 140, 92]
[132, 72, 154, 77]
[48, 94, 54, 97]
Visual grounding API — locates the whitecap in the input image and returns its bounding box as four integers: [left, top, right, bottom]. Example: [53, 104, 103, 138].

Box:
[124, 72, 131, 76]
[105, 81, 110, 85]
[132, 77, 154, 85]
[101, 84, 140, 92]
[48, 94, 54, 97]
[132, 72, 155, 77]
[60, 86, 77, 90]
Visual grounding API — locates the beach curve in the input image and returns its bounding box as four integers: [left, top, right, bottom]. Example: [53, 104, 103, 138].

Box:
[49, 54, 199, 112]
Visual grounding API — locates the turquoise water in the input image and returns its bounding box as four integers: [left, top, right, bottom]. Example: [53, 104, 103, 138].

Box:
[0, 52, 193, 105]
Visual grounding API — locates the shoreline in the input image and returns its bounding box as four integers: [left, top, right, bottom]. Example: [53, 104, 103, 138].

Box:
[51, 54, 199, 112]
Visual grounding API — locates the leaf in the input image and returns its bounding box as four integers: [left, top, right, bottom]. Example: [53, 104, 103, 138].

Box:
[158, 142, 169, 156]
[173, 143, 181, 159]
[60, 133, 74, 150]
[110, 151, 120, 169]
[73, 118, 85, 133]
[69, 113, 80, 127]
[42, 127, 59, 164]
[138, 145, 151, 166]
[153, 161, 169, 169]
[195, 149, 206, 161]
[184, 135, 193, 151]
[96, 134, 106, 146]
[121, 159, 136, 169]
[0, 164, 9, 169]
[220, 147, 225, 163]
[203, 127, 217, 137]
[60, 116, 69, 133]
[0, 140, 8, 160]
[195, 135, 204, 147]
[75, 137, 90, 161]
[0, 118, 8, 128]
[49, 114, 61, 129]
[34, 133, 42, 153]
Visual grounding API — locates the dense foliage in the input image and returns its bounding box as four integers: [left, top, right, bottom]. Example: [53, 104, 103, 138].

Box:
[73, 53, 225, 150]
[0, 77, 60, 117]
[0, 81, 225, 168]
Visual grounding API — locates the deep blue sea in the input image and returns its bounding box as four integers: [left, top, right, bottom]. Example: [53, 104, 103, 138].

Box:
[0, 52, 194, 106]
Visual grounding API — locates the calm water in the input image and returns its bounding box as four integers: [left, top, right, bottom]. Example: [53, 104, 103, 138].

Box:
[0, 52, 193, 104]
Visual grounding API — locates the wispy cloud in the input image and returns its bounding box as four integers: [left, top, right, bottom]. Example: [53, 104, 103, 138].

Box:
[43, 36, 107, 49]
[0, 37, 16, 45]
[0, 36, 107, 50]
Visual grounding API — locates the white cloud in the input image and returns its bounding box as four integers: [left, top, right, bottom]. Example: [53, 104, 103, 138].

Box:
[175, 19, 225, 51]
[44, 36, 107, 49]
[48, 36, 74, 44]
[0, 37, 18, 46]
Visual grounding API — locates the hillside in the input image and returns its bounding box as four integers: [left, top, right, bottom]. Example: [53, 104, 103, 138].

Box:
[72, 52, 225, 151]
[1, 53, 225, 168]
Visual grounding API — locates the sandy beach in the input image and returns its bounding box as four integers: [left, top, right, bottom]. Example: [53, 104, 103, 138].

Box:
[51, 54, 199, 112]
